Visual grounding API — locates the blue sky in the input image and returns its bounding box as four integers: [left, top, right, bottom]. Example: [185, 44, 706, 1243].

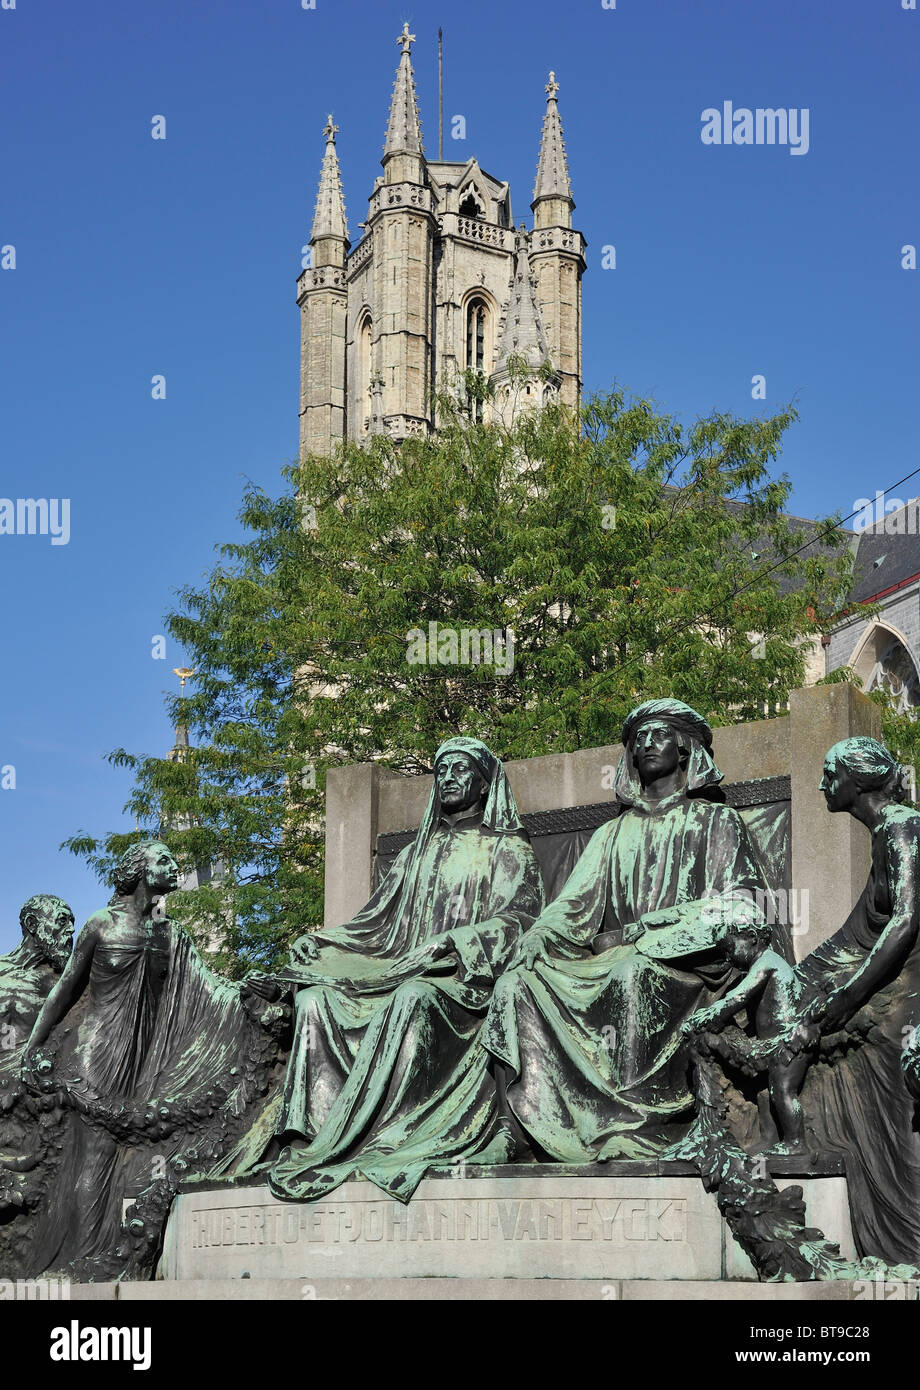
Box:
[0, 0, 917, 945]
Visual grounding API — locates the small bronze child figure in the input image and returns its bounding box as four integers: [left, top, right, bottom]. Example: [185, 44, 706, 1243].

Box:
[681, 917, 812, 1155]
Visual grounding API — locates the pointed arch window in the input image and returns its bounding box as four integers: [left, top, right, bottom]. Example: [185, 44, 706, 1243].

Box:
[466, 299, 487, 373]
[465, 298, 489, 423]
[459, 188, 485, 220]
[358, 313, 373, 433]
[866, 635, 920, 713]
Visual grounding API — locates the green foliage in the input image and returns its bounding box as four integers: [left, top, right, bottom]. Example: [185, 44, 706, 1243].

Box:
[63, 384, 853, 972]
[816, 667, 920, 788]
[873, 696, 920, 787]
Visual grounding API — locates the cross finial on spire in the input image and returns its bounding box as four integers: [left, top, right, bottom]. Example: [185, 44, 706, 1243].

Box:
[384, 21, 424, 161]
[398, 22, 415, 55]
[311, 112, 348, 241]
[533, 69, 573, 210]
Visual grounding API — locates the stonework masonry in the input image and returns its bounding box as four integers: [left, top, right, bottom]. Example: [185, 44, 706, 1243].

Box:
[298, 26, 585, 456]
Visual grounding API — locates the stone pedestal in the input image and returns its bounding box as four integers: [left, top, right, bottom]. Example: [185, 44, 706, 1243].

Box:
[788, 684, 881, 956]
[161, 1166, 854, 1285]
[64, 1275, 892, 1301]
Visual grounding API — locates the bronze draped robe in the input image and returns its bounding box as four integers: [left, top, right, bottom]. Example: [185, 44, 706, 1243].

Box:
[798, 804, 920, 1264]
[262, 807, 544, 1204]
[483, 789, 765, 1160]
[0, 947, 58, 1098]
[0, 947, 65, 1274]
[29, 918, 277, 1274]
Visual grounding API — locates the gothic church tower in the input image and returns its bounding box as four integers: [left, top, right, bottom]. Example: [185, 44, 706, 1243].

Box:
[297, 25, 586, 456]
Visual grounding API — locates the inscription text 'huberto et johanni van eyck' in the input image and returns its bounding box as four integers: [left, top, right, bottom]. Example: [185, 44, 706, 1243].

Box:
[190, 1197, 688, 1247]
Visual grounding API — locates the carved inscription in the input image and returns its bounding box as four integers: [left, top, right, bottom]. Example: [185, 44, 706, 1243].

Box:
[190, 1196, 687, 1249]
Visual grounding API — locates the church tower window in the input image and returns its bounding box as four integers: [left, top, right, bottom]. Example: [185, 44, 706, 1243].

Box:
[358, 313, 373, 432]
[459, 189, 485, 219]
[465, 298, 489, 422]
[466, 299, 487, 372]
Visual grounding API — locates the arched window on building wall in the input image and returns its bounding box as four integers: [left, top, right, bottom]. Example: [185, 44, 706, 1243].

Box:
[466, 300, 486, 372]
[848, 622, 920, 717]
[358, 313, 373, 433]
[866, 635, 920, 714]
[465, 298, 488, 423]
[459, 188, 485, 220]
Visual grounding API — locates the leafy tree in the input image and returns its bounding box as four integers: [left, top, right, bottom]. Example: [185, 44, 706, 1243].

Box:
[64, 382, 853, 973]
[818, 667, 920, 788]
[879, 701, 920, 790]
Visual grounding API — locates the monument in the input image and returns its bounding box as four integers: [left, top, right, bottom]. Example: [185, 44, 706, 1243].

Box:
[4, 26, 917, 1306]
[0, 894, 74, 1273]
[5, 685, 920, 1299]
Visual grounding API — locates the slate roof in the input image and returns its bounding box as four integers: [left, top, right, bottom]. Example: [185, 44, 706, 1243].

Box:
[660, 488, 853, 599]
[847, 501, 920, 603]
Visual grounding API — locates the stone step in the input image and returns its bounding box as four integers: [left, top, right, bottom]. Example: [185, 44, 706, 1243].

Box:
[57, 1276, 890, 1301]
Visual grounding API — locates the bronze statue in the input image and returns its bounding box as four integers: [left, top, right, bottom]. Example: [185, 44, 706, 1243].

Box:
[681, 914, 810, 1154]
[670, 734, 920, 1277]
[20, 841, 283, 1278]
[0, 894, 73, 1081]
[0, 895, 74, 1271]
[790, 737, 920, 1263]
[10, 718, 920, 1285]
[224, 736, 544, 1203]
[482, 699, 768, 1160]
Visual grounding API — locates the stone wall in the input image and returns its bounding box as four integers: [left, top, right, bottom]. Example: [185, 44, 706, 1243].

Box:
[826, 588, 920, 691]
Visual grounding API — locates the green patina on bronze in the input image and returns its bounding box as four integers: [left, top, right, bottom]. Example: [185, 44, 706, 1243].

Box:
[679, 914, 811, 1155]
[794, 737, 920, 1264]
[0, 896, 74, 1055]
[8, 721, 920, 1284]
[671, 733, 920, 1278]
[13, 842, 283, 1280]
[483, 699, 768, 1161]
[218, 736, 544, 1203]
[0, 895, 74, 1261]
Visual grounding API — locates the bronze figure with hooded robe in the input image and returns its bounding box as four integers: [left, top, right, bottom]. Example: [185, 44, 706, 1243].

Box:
[483, 699, 768, 1161]
[230, 736, 544, 1203]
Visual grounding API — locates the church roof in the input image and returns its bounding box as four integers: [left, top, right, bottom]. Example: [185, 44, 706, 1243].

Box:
[311, 115, 348, 242]
[384, 23, 423, 159]
[759, 513, 853, 598]
[493, 228, 550, 374]
[427, 160, 506, 193]
[707, 494, 920, 609]
[848, 508, 920, 603]
[533, 71, 572, 205]
[678, 491, 852, 598]
[693, 494, 920, 609]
